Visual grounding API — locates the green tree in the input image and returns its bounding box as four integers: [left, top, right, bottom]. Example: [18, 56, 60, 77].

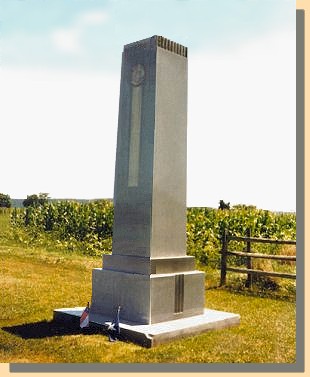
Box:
[23, 193, 49, 207]
[219, 199, 230, 210]
[0, 193, 11, 208]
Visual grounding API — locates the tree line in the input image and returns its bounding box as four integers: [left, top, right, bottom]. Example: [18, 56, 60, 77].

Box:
[0, 192, 49, 208]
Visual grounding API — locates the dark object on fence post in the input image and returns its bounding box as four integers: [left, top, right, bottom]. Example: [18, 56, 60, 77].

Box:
[245, 228, 253, 288]
[220, 229, 228, 286]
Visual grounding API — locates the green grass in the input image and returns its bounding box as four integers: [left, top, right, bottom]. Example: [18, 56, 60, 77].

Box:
[0, 212, 296, 363]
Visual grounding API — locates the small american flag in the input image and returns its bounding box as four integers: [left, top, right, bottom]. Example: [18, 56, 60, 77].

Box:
[80, 302, 90, 328]
[108, 306, 121, 342]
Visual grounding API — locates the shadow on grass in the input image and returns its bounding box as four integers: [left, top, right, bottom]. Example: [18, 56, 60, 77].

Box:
[2, 320, 104, 339]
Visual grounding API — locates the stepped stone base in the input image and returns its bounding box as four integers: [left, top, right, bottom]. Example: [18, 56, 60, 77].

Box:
[53, 307, 240, 348]
[90, 268, 205, 324]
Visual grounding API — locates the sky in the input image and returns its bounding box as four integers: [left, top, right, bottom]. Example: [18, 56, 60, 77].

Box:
[0, 0, 296, 212]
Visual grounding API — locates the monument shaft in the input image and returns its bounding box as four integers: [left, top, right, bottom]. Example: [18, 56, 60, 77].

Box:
[91, 36, 205, 324]
[113, 36, 187, 258]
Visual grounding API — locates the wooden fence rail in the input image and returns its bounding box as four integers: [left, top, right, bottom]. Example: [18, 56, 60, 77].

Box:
[220, 228, 296, 287]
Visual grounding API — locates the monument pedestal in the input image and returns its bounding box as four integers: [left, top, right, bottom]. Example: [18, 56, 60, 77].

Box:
[90, 267, 205, 324]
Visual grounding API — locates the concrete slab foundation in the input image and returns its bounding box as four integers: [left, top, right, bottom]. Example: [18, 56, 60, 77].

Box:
[53, 307, 240, 348]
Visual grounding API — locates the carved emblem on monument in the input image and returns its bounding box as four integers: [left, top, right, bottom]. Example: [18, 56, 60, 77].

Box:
[130, 64, 145, 86]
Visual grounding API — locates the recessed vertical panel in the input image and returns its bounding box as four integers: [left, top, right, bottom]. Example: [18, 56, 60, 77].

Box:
[174, 274, 184, 313]
[128, 85, 142, 187]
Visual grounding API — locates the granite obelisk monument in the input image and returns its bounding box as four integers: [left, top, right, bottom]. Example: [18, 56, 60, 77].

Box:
[54, 36, 240, 347]
[90, 35, 205, 324]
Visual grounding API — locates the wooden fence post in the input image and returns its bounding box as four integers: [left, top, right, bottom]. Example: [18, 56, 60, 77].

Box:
[220, 229, 228, 286]
[245, 227, 253, 288]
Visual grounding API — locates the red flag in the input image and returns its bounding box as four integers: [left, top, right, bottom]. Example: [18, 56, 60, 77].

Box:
[80, 302, 90, 328]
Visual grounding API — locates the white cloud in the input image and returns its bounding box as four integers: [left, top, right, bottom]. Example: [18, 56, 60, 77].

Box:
[50, 9, 109, 55]
[77, 10, 109, 26]
[50, 27, 82, 54]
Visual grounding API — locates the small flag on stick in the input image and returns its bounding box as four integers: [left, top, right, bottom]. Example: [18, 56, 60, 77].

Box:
[80, 302, 90, 328]
[107, 306, 121, 342]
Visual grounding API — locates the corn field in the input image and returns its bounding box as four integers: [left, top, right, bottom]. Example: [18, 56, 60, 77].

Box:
[10, 201, 296, 267]
[11, 200, 114, 255]
[186, 206, 296, 268]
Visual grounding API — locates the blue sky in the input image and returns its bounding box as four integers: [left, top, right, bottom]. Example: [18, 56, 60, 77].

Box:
[0, 0, 296, 211]
[1, 0, 294, 71]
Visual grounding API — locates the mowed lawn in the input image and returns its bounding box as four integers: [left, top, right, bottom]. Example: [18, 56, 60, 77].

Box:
[0, 214, 296, 363]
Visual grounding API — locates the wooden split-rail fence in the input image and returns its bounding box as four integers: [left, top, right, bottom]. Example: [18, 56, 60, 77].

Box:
[220, 228, 296, 287]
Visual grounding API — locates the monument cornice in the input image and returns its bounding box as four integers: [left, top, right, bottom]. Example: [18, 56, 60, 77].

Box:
[124, 35, 188, 58]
